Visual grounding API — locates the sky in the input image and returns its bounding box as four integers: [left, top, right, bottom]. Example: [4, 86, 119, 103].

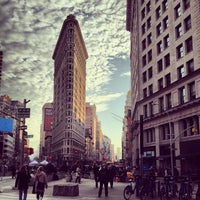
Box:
[0, 0, 131, 156]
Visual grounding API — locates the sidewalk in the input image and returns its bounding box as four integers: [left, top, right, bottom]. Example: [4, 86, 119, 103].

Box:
[1, 176, 129, 200]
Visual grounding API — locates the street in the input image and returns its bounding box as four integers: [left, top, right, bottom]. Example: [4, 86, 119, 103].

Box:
[0, 176, 139, 200]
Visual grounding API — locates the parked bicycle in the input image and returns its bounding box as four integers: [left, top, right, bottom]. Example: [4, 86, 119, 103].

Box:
[178, 176, 193, 200]
[139, 175, 155, 200]
[123, 173, 140, 200]
[196, 182, 200, 200]
[160, 176, 178, 200]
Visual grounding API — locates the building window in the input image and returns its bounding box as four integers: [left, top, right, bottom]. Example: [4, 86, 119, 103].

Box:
[174, 3, 181, 19]
[147, 33, 152, 45]
[177, 65, 185, 79]
[166, 93, 172, 109]
[186, 59, 194, 74]
[185, 36, 193, 53]
[141, 8, 145, 20]
[157, 41, 163, 54]
[188, 82, 196, 100]
[143, 104, 148, 118]
[158, 96, 164, 112]
[156, 23, 162, 37]
[175, 23, 183, 39]
[146, 129, 155, 143]
[160, 125, 168, 140]
[183, 0, 190, 11]
[142, 55, 147, 67]
[163, 34, 170, 48]
[157, 59, 163, 72]
[146, 1, 151, 13]
[143, 88, 147, 98]
[163, 16, 169, 30]
[149, 102, 154, 117]
[162, 0, 168, 12]
[149, 84, 153, 95]
[158, 78, 164, 90]
[184, 15, 191, 32]
[164, 53, 170, 67]
[179, 86, 186, 104]
[147, 17, 151, 29]
[148, 50, 152, 62]
[148, 67, 153, 79]
[143, 71, 147, 83]
[176, 44, 184, 59]
[142, 39, 146, 50]
[165, 73, 171, 87]
[156, 6, 162, 19]
[142, 23, 146, 35]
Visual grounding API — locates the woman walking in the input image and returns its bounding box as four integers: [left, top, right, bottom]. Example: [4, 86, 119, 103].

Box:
[34, 166, 48, 200]
[15, 165, 31, 200]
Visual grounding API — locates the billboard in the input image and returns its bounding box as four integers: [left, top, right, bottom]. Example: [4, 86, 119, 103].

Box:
[44, 108, 53, 131]
[0, 117, 14, 132]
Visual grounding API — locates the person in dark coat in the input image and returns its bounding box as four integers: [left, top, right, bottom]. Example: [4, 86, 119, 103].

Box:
[98, 162, 109, 197]
[93, 162, 100, 188]
[15, 165, 31, 200]
[108, 164, 116, 188]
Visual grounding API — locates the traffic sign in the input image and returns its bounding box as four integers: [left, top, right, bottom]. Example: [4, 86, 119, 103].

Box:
[17, 108, 30, 118]
[24, 134, 34, 138]
[20, 125, 27, 130]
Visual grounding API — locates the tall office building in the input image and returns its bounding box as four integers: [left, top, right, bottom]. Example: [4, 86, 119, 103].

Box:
[0, 49, 3, 91]
[52, 15, 88, 163]
[85, 103, 98, 160]
[40, 103, 53, 160]
[126, 0, 200, 175]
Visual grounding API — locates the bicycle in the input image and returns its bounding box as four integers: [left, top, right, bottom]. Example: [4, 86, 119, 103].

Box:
[140, 175, 155, 200]
[160, 176, 178, 200]
[123, 174, 140, 200]
[179, 176, 193, 200]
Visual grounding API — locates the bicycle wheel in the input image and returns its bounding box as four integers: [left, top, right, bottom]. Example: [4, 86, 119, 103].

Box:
[140, 187, 149, 200]
[179, 192, 190, 200]
[123, 185, 132, 200]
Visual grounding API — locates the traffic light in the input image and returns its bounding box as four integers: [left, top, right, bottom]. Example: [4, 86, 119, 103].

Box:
[25, 147, 34, 155]
[29, 148, 34, 155]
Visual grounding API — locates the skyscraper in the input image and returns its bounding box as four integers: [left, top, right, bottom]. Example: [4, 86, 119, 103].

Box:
[0, 48, 3, 91]
[126, 0, 200, 175]
[52, 15, 88, 164]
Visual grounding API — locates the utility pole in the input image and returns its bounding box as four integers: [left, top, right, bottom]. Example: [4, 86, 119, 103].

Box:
[19, 99, 30, 167]
[140, 115, 143, 176]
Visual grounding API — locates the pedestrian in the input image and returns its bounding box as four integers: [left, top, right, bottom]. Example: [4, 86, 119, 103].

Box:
[98, 162, 109, 197]
[75, 166, 81, 183]
[15, 165, 31, 200]
[108, 164, 116, 188]
[93, 162, 99, 188]
[33, 166, 48, 200]
[11, 164, 16, 179]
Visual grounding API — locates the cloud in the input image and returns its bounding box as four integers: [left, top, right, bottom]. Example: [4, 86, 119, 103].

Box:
[0, 0, 130, 151]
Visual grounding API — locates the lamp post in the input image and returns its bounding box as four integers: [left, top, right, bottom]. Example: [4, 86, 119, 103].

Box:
[169, 121, 174, 177]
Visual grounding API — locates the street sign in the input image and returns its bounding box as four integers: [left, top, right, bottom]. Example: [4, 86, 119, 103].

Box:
[20, 125, 27, 130]
[17, 108, 30, 118]
[24, 134, 33, 138]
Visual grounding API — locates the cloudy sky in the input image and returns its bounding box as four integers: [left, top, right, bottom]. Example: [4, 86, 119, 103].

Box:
[0, 0, 130, 155]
